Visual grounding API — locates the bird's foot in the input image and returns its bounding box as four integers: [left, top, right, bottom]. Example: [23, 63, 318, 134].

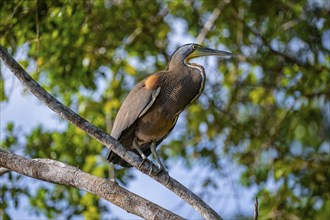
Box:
[109, 178, 118, 184]
[138, 157, 151, 169]
[153, 164, 168, 176]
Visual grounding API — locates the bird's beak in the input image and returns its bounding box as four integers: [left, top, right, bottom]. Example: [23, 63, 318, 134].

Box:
[187, 46, 232, 61]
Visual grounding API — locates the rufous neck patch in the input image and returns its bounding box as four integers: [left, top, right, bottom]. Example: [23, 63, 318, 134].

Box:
[145, 74, 160, 90]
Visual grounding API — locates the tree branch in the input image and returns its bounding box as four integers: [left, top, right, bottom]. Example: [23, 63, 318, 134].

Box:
[254, 197, 259, 220]
[196, 0, 231, 44]
[231, 9, 310, 68]
[0, 167, 9, 175]
[0, 45, 223, 220]
[0, 149, 183, 220]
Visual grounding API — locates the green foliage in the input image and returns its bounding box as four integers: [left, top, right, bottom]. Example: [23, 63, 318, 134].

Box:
[1, 0, 329, 219]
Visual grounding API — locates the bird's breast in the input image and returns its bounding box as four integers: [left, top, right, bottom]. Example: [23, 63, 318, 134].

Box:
[135, 68, 204, 143]
[159, 67, 204, 116]
[136, 110, 176, 142]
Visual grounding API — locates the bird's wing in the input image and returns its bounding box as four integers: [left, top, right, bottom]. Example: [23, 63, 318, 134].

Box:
[110, 79, 161, 139]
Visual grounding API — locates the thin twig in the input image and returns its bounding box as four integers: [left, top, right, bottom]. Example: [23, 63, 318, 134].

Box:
[0, 45, 222, 220]
[231, 10, 309, 68]
[196, 0, 231, 44]
[254, 197, 259, 220]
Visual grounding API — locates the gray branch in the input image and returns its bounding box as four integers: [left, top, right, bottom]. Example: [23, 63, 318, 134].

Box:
[0, 167, 9, 175]
[196, 0, 231, 44]
[0, 149, 183, 220]
[0, 45, 223, 220]
[254, 197, 259, 220]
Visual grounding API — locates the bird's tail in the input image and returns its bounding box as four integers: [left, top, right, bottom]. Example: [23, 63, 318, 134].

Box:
[106, 149, 132, 168]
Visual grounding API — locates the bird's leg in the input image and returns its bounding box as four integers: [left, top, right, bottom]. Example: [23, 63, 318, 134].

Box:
[104, 150, 117, 182]
[133, 139, 151, 169]
[108, 163, 116, 182]
[150, 142, 167, 175]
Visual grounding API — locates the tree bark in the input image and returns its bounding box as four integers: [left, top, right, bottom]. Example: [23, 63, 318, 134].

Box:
[0, 167, 9, 175]
[0, 149, 183, 220]
[0, 45, 223, 220]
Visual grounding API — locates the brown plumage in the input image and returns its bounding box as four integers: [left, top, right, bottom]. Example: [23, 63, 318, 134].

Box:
[106, 44, 232, 172]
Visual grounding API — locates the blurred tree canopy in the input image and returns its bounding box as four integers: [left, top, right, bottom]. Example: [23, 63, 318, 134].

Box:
[1, 0, 329, 219]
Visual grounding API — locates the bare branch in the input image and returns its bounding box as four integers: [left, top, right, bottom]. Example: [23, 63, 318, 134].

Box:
[0, 149, 183, 220]
[231, 9, 310, 68]
[254, 197, 259, 220]
[0, 167, 9, 175]
[0, 45, 223, 220]
[196, 0, 231, 44]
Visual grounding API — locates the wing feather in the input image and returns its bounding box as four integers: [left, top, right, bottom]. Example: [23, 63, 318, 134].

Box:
[110, 80, 160, 139]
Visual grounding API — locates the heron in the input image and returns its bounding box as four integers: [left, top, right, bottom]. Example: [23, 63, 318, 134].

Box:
[106, 43, 232, 174]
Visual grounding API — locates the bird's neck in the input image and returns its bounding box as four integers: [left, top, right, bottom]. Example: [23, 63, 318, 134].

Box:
[187, 62, 204, 73]
[168, 60, 204, 73]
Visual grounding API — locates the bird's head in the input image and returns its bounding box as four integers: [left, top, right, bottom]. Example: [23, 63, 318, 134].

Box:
[168, 43, 232, 70]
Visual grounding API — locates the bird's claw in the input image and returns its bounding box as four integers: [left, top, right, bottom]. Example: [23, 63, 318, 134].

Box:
[138, 157, 151, 169]
[138, 157, 168, 176]
[110, 178, 118, 184]
[154, 167, 168, 175]
[153, 163, 168, 175]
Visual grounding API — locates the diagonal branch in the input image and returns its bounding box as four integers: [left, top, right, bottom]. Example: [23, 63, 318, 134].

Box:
[0, 167, 9, 175]
[230, 9, 310, 68]
[196, 0, 231, 44]
[0, 45, 223, 220]
[0, 149, 183, 220]
[254, 197, 259, 220]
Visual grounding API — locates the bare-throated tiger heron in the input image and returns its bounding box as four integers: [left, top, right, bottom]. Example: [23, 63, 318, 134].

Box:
[106, 43, 232, 173]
